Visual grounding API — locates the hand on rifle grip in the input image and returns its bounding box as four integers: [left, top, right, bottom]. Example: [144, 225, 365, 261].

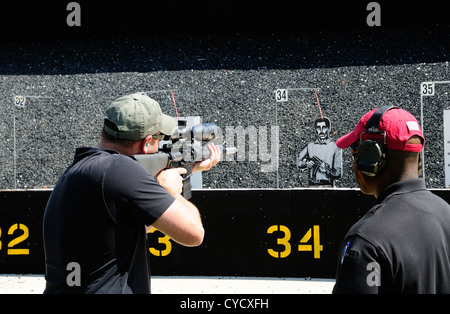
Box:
[156, 167, 188, 196]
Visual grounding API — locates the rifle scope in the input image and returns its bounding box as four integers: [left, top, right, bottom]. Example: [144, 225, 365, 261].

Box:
[170, 120, 221, 142]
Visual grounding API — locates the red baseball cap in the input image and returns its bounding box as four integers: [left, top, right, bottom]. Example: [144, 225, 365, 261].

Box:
[336, 107, 425, 152]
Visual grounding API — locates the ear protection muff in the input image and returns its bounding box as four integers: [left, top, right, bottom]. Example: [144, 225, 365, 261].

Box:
[356, 105, 398, 176]
[356, 140, 386, 176]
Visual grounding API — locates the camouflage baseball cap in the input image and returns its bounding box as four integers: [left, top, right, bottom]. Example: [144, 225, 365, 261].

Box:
[103, 93, 176, 140]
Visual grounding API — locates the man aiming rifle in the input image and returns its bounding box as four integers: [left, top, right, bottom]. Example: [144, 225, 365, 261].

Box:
[43, 93, 222, 294]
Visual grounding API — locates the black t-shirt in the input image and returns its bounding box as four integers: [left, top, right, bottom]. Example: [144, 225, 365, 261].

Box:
[43, 147, 175, 294]
[333, 178, 450, 294]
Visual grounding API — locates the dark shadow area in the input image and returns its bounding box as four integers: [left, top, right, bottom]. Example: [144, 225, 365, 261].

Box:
[0, 0, 448, 74]
[0, 24, 448, 75]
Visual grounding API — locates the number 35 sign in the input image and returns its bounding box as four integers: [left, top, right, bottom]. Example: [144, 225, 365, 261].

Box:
[421, 82, 435, 96]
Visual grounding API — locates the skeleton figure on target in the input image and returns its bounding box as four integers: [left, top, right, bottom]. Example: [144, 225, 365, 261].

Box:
[297, 117, 342, 187]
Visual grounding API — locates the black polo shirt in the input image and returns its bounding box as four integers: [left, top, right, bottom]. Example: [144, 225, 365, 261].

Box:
[43, 147, 175, 294]
[333, 178, 450, 294]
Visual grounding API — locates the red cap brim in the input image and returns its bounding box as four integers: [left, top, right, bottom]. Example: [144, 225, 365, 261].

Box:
[336, 113, 370, 149]
[336, 131, 360, 149]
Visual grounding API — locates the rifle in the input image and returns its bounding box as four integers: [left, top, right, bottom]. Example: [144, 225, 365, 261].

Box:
[310, 156, 340, 180]
[131, 119, 236, 199]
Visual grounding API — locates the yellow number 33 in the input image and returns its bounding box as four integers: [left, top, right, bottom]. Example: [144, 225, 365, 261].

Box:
[148, 229, 172, 257]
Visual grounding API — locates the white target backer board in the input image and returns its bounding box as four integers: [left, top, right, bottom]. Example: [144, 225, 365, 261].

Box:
[444, 110, 450, 188]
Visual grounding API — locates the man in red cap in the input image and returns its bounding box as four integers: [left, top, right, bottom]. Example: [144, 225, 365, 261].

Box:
[333, 106, 450, 293]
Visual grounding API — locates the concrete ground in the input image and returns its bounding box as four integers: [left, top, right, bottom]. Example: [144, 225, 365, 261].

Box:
[0, 275, 335, 294]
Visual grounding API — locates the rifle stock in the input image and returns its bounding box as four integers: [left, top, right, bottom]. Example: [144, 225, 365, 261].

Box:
[131, 145, 236, 200]
[131, 153, 171, 178]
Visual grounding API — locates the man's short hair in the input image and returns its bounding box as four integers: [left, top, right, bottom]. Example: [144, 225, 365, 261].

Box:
[314, 117, 331, 128]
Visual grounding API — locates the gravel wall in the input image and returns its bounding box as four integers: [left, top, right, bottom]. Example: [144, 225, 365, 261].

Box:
[1, 25, 449, 190]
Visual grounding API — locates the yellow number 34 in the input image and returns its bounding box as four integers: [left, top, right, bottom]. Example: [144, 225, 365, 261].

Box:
[267, 225, 323, 259]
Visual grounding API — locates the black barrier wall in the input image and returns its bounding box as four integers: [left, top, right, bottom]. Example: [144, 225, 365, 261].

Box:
[1, 189, 449, 278]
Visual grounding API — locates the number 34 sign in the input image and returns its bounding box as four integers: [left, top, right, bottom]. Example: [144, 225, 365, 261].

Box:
[266, 225, 323, 259]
